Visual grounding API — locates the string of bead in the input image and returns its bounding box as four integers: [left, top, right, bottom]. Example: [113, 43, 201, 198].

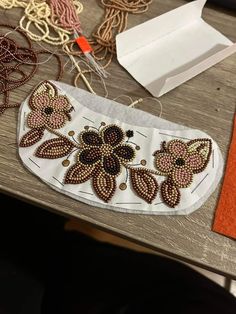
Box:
[86, 0, 153, 69]
[0, 0, 83, 46]
[49, 0, 83, 34]
[0, 0, 27, 9]
[0, 24, 63, 115]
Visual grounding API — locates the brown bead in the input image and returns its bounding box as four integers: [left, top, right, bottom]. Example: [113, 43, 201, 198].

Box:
[68, 131, 75, 136]
[119, 183, 127, 190]
[140, 159, 146, 166]
[62, 159, 70, 167]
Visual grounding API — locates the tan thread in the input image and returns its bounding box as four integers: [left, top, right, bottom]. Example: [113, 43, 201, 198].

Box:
[113, 95, 163, 117]
[90, 0, 152, 68]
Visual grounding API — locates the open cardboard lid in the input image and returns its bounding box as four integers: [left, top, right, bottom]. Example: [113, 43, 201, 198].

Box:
[116, 0, 236, 97]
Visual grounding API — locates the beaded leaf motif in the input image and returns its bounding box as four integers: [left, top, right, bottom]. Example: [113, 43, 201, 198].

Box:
[19, 81, 73, 147]
[20, 128, 44, 147]
[153, 138, 212, 207]
[35, 138, 75, 159]
[130, 168, 158, 204]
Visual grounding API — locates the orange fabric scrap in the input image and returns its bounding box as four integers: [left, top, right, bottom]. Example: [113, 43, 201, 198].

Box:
[213, 115, 236, 239]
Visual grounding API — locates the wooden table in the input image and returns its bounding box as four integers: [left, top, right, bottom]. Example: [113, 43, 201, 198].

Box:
[0, 0, 236, 279]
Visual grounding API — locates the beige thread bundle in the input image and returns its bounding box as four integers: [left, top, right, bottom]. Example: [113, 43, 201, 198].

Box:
[92, 0, 153, 68]
[0, 0, 83, 45]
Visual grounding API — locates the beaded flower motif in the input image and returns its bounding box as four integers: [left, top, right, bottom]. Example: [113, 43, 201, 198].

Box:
[64, 123, 159, 203]
[27, 82, 73, 130]
[65, 125, 140, 202]
[77, 125, 135, 176]
[63, 124, 158, 203]
[20, 81, 73, 147]
[153, 139, 212, 207]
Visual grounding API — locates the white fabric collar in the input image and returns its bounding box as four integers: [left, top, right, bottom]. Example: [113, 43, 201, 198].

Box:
[17, 80, 223, 215]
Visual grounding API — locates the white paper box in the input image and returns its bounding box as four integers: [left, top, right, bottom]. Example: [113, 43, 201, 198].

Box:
[116, 0, 236, 97]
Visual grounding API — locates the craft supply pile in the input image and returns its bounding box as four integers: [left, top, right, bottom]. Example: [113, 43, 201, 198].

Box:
[0, 0, 235, 238]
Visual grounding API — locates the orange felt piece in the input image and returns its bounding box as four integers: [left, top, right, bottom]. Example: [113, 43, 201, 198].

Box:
[213, 115, 236, 239]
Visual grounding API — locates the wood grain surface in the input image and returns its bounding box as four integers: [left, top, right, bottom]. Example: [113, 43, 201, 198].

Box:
[0, 1, 236, 278]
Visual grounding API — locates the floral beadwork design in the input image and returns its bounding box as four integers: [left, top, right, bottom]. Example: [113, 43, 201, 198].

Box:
[20, 81, 73, 147]
[77, 125, 135, 176]
[28, 81, 73, 129]
[153, 139, 212, 207]
[19, 80, 213, 207]
[65, 124, 158, 203]
[65, 125, 136, 202]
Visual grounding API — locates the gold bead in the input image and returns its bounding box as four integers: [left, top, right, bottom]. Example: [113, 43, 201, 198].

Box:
[119, 183, 127, 190]
[141, 159, 146, 166]
[62, 159, 70, 167]
[68, 131, 75, 136]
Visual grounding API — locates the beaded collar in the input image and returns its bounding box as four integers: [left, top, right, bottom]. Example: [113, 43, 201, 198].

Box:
[18, 81, 223, 215]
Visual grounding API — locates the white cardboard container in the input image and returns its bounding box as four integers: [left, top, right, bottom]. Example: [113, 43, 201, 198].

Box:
[116, 0, 236, 97]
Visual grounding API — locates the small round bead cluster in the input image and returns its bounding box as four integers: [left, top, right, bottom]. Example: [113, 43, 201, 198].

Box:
[44, 107, 54, 115]
[100, 144, 113, 156]
[126, 130, 134, 138]
[175, 157, 185, 166]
